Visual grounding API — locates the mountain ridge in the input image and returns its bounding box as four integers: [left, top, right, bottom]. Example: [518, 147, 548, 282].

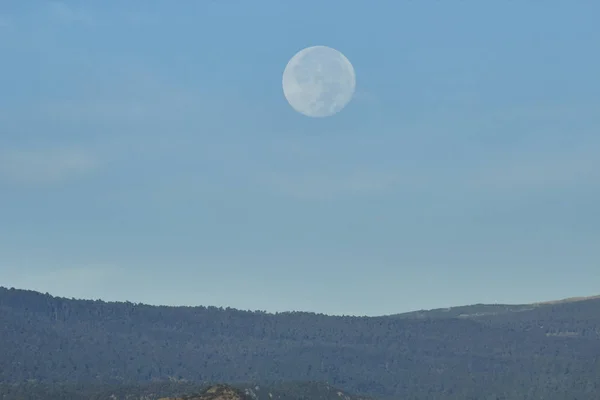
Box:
[2, 286, 600, 399]
[2, 285, 598, 317]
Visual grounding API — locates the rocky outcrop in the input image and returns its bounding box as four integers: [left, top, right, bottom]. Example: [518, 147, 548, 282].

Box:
[159, 384, 253, 400]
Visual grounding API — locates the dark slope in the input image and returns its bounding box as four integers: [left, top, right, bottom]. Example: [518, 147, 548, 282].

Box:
[2, 287, 600, 399]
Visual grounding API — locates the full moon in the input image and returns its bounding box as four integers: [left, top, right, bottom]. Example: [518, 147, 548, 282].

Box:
[282, 46, 356, 118]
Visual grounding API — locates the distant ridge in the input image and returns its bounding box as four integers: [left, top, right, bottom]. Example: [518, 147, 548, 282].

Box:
[532, 294, 600, 305]
[1, 285, 598, 316]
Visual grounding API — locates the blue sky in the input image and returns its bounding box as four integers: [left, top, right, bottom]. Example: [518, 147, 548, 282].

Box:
[1, 1, 599, 316]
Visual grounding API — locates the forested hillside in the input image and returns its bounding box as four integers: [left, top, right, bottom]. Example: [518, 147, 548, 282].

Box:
[2, 287, 600, 399]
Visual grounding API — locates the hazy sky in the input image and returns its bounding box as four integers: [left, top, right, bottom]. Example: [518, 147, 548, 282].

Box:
[1, 1, 599, 316]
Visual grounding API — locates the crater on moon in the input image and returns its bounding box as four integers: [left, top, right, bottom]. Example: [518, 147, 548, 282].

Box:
[282, 46, 356, 118]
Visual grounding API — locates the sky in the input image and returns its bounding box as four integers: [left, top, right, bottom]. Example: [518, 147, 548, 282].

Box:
[1, 1, 599, 316]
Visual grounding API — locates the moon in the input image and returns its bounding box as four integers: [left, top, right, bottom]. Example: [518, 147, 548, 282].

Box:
[282, 46, 356, 118]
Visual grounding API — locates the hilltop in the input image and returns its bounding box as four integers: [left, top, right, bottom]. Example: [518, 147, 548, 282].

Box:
[1, 286, 600, 399]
